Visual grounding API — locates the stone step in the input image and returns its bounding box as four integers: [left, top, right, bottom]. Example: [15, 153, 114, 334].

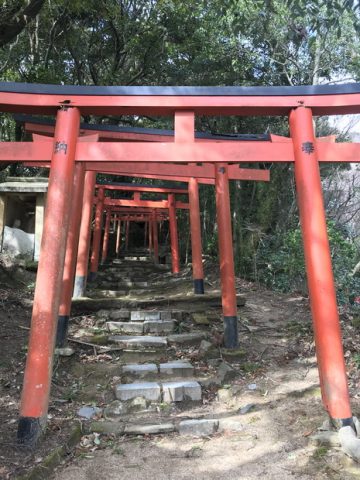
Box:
[90, 415, 244, 437]
[117, 281, 149, 288]
[122, 361, 194, 379]
[107, 321, 144, 334]
[144, 320, 175, 334]
[130, 310, 172, 321]
[122, 256, 151, 261]
[109, 335, 168, 349]
[106, 320, 176, 334]
[167, 332, 207, 345]
[90, 289, 128, 298]
[115, 380, 201, 403]
[96, 309, 184, 322]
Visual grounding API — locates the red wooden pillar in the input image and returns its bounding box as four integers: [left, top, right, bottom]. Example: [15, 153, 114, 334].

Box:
[116, 219, 122, 257]
[168, 193, 180, 274]
[215, 163, 238, 348]
[89, 187, 104, 281]
[188, 177, 204, 294]
[56, 162, 85, 347]
[125, 220, 130, 250]
[101, 209, 111, 264]
[18, 106, 80, 445]
[289, 107, 352, 425]
[73, 171, 96, 297]
[152, 210, 159, 264]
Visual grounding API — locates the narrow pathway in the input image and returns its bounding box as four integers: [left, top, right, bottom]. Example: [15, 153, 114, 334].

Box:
[71, 252, 243, 438]
[50, 252, 360, 480]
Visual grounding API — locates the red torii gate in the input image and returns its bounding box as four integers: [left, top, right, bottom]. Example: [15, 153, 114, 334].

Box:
[21, 149, 270, 370]
[24, 125, 270, 298]
[1, 82, 359, 445]
[94, 183, 187, 268]
[93, 187, 190, 271]
[106, 208, 170, 262]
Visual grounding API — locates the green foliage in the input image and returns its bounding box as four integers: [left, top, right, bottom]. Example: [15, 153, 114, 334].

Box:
[257, 227, 305, 292]
[257, 221, 360, 308]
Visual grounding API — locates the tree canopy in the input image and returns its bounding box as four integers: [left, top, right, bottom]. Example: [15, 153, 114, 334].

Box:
[0, 0, 359, 301]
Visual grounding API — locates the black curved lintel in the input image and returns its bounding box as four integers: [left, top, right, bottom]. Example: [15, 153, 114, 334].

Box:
[3, 81, 360, 97]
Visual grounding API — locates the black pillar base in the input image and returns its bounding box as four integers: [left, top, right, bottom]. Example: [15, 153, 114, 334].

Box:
[56, 315, 69, 348]
[73, 275, 86, 298]
[223, 316, 239, 349]
[87, 271, 97, 282]
[332, 416, 354, 429]
[17, 417, 43, 447]
[193, 278, 205, 294]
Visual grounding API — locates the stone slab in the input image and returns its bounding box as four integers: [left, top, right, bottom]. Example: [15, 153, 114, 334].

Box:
[118, 281, 149, 288]
[167, 333, 206, 345]
[218, 417, 244, 433]
[124, 423, 175, 435]
[77, 406, 102, 419]
[178, 419, 219, 437]
[109, 310, 130, 320]
[160, 311, 172, 320]
[107, 322, 144, 334]
[162, 381, 201, 402]
[115, 382, 161, 401]
[144, 312, 161, 321]
[130, 311, 146, 321]
[96, 290, 127, 297]
[109, 335, 168, 348]
[143, 320, 175, 334]
[159, 361, 194, 377]
[122, 363, 158, 377]
[90, 421, 125, 435]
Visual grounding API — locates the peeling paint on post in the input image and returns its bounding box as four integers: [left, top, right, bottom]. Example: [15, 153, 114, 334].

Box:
[168, 193, 180, 274]
[18, 106, 80, 446]
[89, 187, 104, 281]
[188, 177, 204, 294]
[101, 209, 111, 264]
[73, 171, 96, 297]
[215, 163, 238, 349]
[290, 107, 352, 426]
[56, 162, 85, 347]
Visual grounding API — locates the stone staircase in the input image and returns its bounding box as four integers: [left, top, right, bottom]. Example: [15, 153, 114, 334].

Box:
[72, 253, 245, 438]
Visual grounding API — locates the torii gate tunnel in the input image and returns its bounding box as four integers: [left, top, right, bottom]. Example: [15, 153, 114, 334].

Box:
[1, 82, 360, 445]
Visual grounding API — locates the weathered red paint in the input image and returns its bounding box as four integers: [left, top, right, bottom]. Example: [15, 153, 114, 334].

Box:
[73, 171, 96, 296]
[101, 210, 111, 264]
[90, 187, 104, 277]
[175, 111, 195, 142]
[97, 184, 188, 194]
[188, 177, 204, 291]
[215, 163, 238, 347]
[2, 140, 360, 164]
[289, 107, 352, 421]
[19, 106, 80, 424]
[116, 219, 121, 256]
[168, 194, 180, 274]
[103, 198, 189, 209]
[59, 162, 85, 316]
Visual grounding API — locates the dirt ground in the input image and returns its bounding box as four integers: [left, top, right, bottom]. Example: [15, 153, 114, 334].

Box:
[1, 265, 360, 479]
